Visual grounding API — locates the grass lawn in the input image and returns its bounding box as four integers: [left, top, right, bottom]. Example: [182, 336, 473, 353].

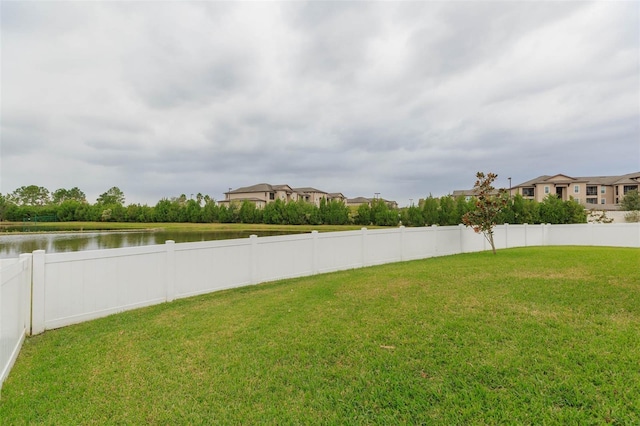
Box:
[1, 247, 639, 424]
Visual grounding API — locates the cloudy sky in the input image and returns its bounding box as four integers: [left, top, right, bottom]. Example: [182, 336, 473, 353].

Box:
[1, 1, 638, 207]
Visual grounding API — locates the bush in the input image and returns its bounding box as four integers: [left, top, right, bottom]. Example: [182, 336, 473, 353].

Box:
[625, 211, 640, 223]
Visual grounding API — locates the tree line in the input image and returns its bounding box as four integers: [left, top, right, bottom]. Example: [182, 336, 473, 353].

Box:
[0, 184, 600, 226]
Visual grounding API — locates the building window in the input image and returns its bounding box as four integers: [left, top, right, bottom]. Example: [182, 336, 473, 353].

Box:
[601, 187, 606, 194]
[601, 198, 606, 204]
[522, 188, 534, 197]
[586, 186, 598, 196]
[623, 185, 638, 195]
[586, 198, 597, 204]
[269, 193, 275, 200]
[574, 185, 579, 193]
[544, 186, 550, 194]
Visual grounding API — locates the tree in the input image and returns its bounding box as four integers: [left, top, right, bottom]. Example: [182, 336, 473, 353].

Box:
[621, 189, 640, 211]
[564, 197, 587, 223]
[539, 194, 566, 224]
[402, 205, 425, 227]
[0, 193, 9, 221]
[52, 187, 86, 204]
[97, 187, 125, 205]
[462, 172, 507, 255]
[320, 199, 350, 225]
[239, 201, 259, 224]
[354, 203, 371, 226]
[438, 195, 457, 225]
[10, 185, 50, 206]
[421, 195, 439, 226]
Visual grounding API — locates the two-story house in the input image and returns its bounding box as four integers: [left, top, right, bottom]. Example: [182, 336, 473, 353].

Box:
[346, 197, 399, 209]
[219, 184, 346, 208]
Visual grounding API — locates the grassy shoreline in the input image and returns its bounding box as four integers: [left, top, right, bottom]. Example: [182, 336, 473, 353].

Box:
[1, 247, 639, 423]
[0, 221, 371, 235]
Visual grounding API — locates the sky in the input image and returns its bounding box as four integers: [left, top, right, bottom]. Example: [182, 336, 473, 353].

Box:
[1, 1, 638, 207]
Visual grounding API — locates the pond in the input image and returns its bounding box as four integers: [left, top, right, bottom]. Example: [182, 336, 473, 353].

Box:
[0, 230, 307, 259]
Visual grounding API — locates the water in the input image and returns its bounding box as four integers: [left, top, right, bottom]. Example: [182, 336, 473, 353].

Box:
[0, 230, 306, 259]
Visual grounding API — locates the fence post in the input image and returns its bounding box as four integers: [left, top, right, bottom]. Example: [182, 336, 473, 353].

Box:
[31, 250, 46, 335]
[165, 241, 176, 302]
[523, 223, 528, 247]
[250, 235, 258, 284]
[311, 231, 319, 274]
[19, 254, 32, 333]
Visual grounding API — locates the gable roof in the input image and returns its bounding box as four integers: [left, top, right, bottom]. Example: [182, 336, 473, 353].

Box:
[227, 183, 293, 194]
[293, 187, 328, 194]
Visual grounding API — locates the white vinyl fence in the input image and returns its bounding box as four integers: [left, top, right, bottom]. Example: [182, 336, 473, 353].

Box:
[1, 223, 639, 392]
[1, 255, 31, 390]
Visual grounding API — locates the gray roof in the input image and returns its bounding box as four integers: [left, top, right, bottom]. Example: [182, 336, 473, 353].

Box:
[293, 187, 327, 194]
[227, 183, 292, 194]
[347, 197, 372, 204]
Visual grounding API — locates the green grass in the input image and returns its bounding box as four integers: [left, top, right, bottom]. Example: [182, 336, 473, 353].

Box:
[1, 247, 639, 424]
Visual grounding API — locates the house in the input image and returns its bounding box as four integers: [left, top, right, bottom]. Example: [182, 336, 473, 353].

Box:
[219, 183, 346, 208]
[510, 172, 640, 209]
[346, 197, 398, 209]
[327, 193, 347, 203]
[293, 187, 329, 206]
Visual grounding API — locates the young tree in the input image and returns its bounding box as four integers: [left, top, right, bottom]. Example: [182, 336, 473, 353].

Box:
[462, 172, 508, 255]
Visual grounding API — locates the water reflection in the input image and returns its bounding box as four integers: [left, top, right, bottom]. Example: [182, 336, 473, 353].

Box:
[0, 230, 306, 259]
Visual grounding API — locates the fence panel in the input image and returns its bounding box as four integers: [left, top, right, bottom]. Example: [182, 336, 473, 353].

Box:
[1, 255, 31, 391]
[364, 229, 402, 266]
[315, 230, 364, 273]
[254, 234, 315, 283]
[590, 223, 640, 247]
[434, 226, 464, 255]
[173, 239, 256, 298]
[545, 224, 592, 246]
[41, 246, 168, 330]
[402, 227, 438, 260]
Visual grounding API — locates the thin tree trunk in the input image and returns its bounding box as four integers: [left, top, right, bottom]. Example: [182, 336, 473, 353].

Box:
[488, 232, 496, 255]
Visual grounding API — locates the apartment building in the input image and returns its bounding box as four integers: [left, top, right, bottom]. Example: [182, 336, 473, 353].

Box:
[510, 172, 640, 208]
[219, 183, 346, 208]
[346, 197, 399, 209]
